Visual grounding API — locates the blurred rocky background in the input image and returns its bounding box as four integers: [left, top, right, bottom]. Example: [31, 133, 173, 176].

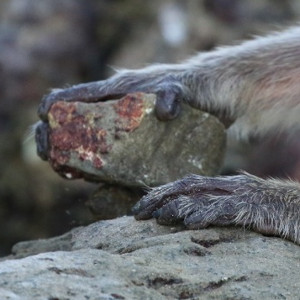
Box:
[1, 0, 300, 256]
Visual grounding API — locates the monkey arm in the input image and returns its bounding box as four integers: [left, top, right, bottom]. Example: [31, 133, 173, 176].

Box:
[133, 173, 300, 244]
[130, 27, 300, 243]
[39, 26, 300, 136]
[188, 26, 300, 137]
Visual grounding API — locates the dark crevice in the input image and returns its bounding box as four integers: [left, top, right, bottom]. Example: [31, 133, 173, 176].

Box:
[147, 276, 184, 288]
[183, 246, 210, 256]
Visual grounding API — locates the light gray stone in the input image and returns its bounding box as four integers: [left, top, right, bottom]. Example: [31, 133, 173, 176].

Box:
[4, 217, 300, 299]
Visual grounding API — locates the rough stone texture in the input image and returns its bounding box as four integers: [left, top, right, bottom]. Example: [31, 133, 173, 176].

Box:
[86, 184, 142, 219]
[46, 93, 226, 187]
[2, 217, 299, 299]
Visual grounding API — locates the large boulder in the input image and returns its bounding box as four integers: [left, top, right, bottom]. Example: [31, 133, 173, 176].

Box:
[2, 217, 299, 299]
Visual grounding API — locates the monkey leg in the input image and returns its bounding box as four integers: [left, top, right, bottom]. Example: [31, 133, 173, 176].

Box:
[38, 70, 188, 122]
[132, 173, 300, 244]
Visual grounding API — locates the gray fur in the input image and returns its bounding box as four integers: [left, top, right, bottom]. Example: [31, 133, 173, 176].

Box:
[39, 26, 300, 134]
[133, 173, 300, 244]
[41, 26, 300, 134]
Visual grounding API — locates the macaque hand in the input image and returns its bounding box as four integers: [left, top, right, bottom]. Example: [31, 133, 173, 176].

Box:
[38, 69, 189, 122]
[132, 173, 300, 244]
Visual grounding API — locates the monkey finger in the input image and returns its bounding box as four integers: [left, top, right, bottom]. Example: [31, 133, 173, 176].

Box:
[153, 196, 197, 225]
[132, 194, 164, 220]
[184, 210, 213, 229]
[132, 180, 187, 219]
[35, 122, 50, 161]
[155, 87, 181, 121]
[132, 192, 174, 220]
[38, 80, 120, 121]
[185, 209, 236, 229]
[184, 196, 238, 229]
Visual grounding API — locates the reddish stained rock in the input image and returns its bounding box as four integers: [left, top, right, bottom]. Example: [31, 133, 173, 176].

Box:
[93, 157, 104, 169]
[45, 94, 156, 183]
[47, 94, 148, 180]
[113, 93, 145, 132]
[48, 101, 111, 174]
[49, 102, 77, 126]
[97, 129, 112, 154]
[49, 122, 84, 151]
[48, 147, 83, 180]
[45, 93, 226, 187]
[49, 148, 70, 166]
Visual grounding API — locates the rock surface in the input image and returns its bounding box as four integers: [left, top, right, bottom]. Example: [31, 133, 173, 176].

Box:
[86, 184, 143, 219]
[46, 93, 226, 187]
[2, 217, 300, 299]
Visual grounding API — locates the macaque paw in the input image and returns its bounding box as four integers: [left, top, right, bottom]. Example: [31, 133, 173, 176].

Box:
[38, 73, 184, 122]
[132, 173, 264, 229]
